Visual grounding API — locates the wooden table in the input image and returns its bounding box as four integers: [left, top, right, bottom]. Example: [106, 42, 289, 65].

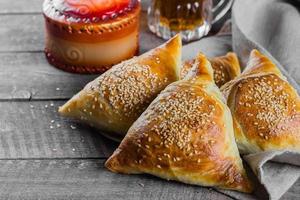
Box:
[0, 1, 298, 199]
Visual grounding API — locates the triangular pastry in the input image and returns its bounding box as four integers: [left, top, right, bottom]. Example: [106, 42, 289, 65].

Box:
[222, 49, 300, 154]
[181, 52, 241, 87]
[59, 35, 182, 141]
[106, 53, 253, 193]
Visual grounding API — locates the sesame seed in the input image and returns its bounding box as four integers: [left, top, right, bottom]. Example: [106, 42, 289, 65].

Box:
[138, 183, 144, 187]
[70, 125, 77, 130]
[264, 135, 269, 140]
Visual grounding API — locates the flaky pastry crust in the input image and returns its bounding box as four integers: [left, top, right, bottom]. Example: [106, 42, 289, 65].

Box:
[59, 35, 182, 141]
[181, 52, 241, 87]
[222, 50, 300, 154]
[106, 53, 253, 193]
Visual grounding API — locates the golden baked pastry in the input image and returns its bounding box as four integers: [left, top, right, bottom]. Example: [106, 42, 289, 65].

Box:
[59, 35, 182, 141]
[222, 49, 300, 154]
[106, 53, 253, 193]
[43, 0, 141, 73]
[181, 52, 241, 87]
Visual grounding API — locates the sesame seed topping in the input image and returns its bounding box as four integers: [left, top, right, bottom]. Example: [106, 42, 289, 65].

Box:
[236, 74, 298, 138]
[94, 59, 170, 119]
[139, 85, 220, 158]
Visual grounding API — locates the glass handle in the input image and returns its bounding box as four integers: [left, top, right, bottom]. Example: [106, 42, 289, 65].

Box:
[212, 0, 234, 24]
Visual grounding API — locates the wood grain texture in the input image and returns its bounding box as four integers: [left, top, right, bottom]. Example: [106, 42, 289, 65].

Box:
[0, 159, 232, 200]
[0, 101, 116, 159]
[0, 15, 43, 52]
[0, 52, 97, 100]
[0, 0, 42, 14]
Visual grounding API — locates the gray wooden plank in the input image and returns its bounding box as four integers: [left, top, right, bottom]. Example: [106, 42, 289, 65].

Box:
[0, 11, 163, 52]
[0, 100, 298, 199]
[0, 159, 232, 200]
[0, 52, 97, 100]
[0, 14, 43, 52]
[0, 0, 42, 14]
[0, 101, 116, 159]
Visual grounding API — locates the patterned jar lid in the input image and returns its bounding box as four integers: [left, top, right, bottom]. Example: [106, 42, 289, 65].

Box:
[44, 0, 140, 23]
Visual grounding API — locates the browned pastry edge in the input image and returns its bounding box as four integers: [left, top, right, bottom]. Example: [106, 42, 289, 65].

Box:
[180, 52, 241, 87]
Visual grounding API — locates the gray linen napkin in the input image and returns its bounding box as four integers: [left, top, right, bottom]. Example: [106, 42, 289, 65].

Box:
[183, 0, 300, 199]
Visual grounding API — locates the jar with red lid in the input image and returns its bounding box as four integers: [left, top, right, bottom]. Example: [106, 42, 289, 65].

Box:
[43, 0, 141, 74]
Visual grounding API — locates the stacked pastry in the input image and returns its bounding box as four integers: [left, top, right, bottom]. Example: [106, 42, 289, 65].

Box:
[106, 53, 253, 193]
[59, 36, 300, 193]
[180, 52, 241, 87]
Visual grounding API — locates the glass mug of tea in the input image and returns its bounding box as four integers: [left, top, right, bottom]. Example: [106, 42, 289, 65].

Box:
[148, 0, 233, 42]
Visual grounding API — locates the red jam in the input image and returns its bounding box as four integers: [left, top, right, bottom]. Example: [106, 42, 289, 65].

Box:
[54, 0, 138, 19]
